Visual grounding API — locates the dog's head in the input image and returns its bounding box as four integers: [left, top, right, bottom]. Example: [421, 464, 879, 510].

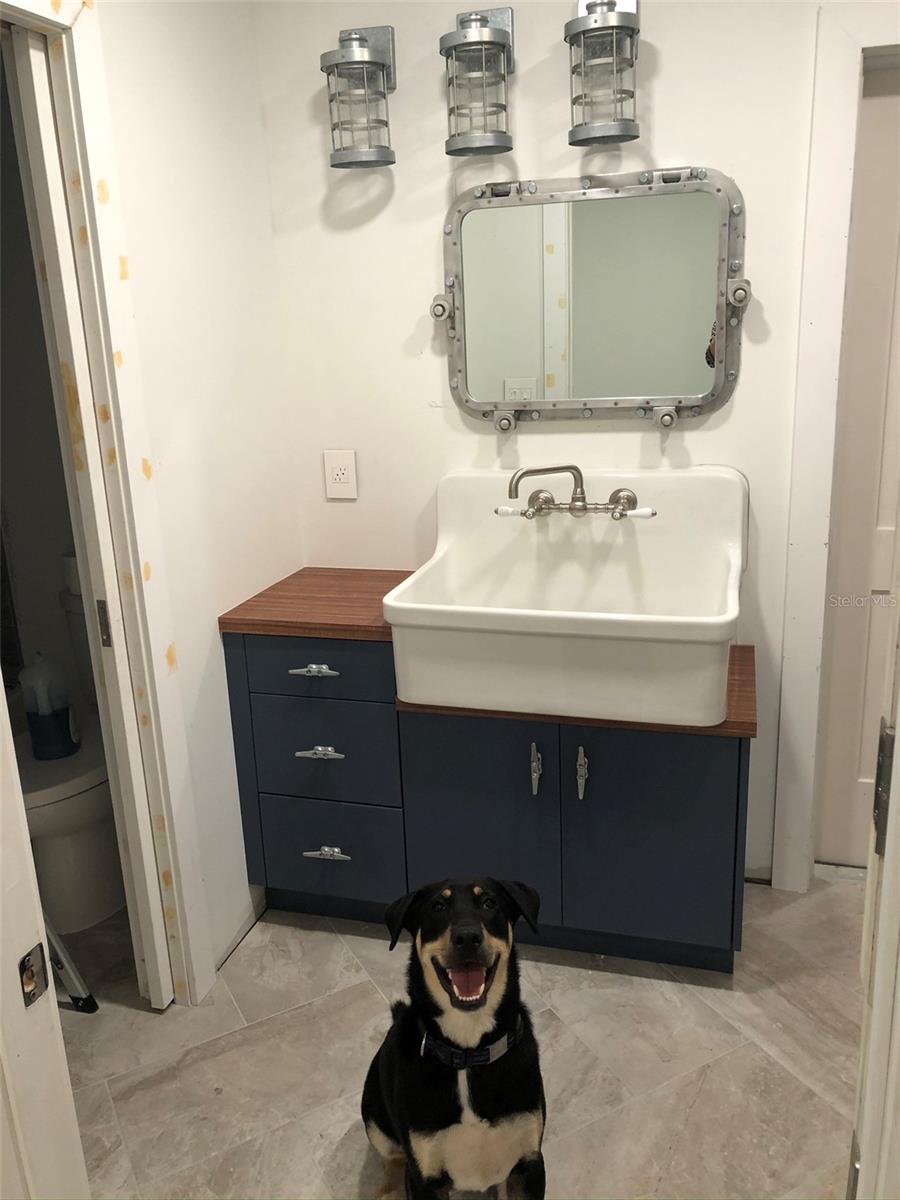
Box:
[385, 879, 539, 1031]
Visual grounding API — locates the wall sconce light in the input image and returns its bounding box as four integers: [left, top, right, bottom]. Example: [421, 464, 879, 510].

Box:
[320, 27, 397, 168]
[564, 0, 640, 146]
[440, 9, 515, 156]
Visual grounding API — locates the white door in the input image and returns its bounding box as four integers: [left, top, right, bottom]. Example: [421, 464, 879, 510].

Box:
[853, 635, 900, 1200]
[1, 28, 173, 1008]
[0, 696, 89, 1200]
[817, 61, 900, 868]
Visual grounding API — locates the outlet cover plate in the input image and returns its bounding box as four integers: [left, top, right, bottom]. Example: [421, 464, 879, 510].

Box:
[323, 450, 358, 500]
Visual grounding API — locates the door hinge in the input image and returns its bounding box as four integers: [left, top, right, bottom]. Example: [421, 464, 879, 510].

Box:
[845, 1129, 860, 1200]
[873, 718, 894, 857]
[96, 598, 112, 647]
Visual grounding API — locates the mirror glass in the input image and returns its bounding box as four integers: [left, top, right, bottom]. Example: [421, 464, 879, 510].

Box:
[460, 191, 722, 405]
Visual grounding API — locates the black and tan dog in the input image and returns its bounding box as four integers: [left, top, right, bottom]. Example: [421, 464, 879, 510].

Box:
[362, 878, 546, 1199]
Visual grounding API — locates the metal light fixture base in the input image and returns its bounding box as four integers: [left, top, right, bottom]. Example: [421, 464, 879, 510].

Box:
[329, 147, 396, 169]
[569, 119, 640, 146]
[445, 131, 514, 156]
[320, 25, 397, 92]
[439, 8, 516, 73]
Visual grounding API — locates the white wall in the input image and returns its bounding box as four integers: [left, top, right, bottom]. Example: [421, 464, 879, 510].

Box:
[251, 0, 819, 878]
[98, 0, 303, 960]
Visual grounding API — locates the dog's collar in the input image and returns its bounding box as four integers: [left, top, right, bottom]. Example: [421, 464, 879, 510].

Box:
[419, 1014, 525, 1070]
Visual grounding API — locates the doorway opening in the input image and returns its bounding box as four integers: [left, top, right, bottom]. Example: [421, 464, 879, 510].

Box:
[1, 64, 142, 1020]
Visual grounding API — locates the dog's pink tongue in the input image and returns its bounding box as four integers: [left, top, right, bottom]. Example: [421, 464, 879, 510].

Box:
[449, 965, 486, 997]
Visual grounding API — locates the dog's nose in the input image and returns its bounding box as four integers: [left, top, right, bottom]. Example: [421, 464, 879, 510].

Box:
[452, 924, 483, 951]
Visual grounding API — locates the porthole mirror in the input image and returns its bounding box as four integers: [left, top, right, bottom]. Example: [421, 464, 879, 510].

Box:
[432, 168, 750, 430]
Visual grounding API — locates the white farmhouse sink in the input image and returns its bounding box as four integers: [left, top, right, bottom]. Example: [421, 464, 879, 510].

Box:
[383, 467, 749, 727]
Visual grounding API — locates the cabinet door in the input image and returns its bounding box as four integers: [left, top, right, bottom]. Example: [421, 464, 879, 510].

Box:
[401, 713, 562, 924]
[561, 727, 740, 948]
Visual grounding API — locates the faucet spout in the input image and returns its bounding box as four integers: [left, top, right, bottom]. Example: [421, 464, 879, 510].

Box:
[507, 464, 586, 505]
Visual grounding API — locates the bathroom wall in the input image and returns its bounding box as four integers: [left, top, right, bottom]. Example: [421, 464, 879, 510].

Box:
[1, 84, 80, 701]
[250, 0, 819, 878]
[89, 0, 892, 953]
[97, 1, 303, 959]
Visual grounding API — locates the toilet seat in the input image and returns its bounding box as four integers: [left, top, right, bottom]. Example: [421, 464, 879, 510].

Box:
[15, 712, 108, 811]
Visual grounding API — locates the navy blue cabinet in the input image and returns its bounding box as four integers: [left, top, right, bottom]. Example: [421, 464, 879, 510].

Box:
[401, 713, 562, 925]
[223, 629, 750, 971]
[561, 727, 742, 949]
[261, 794, 406, 903]
[251, 694, 401, 807]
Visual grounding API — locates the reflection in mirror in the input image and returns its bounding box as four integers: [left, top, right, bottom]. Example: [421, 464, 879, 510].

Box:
[460, 191, 721, 405]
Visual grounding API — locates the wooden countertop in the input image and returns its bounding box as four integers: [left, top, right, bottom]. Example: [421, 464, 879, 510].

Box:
[220, 568, 757, 737]
[218, 567, 410, 642]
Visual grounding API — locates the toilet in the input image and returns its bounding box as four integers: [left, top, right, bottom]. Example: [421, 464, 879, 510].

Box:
[14, 580, 125, 934]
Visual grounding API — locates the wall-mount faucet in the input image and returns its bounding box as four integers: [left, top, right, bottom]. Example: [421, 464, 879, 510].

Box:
[496, 464, 657, 521]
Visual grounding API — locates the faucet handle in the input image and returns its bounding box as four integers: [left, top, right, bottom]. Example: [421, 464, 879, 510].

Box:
[495, 505, 541, 520]
[621, 507, 658, 519]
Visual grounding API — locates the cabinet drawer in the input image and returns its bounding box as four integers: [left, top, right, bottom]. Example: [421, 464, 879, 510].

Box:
[245, 635, 395, 703]
[251, 694, 401, 806]
[260, 793, 406, 902]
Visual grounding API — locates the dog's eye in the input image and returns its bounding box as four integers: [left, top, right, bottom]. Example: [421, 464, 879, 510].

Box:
[431, 900, 447, 913]
[480, 896, 496, 909]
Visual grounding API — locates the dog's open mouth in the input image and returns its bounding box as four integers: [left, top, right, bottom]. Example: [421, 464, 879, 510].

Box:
[432, 956, 499, 1009]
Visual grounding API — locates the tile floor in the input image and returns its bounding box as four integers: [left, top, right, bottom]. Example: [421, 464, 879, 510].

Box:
[62, 878, 864, 1200]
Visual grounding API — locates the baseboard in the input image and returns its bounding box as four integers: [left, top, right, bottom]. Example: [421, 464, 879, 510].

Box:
[266, 890, 734, 974]
[814, 861, 867, 882]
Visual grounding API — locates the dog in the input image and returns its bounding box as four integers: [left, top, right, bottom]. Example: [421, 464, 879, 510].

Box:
[361, 877, 546, 1199]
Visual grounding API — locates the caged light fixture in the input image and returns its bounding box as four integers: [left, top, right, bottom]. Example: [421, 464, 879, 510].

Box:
[320, 27, 397, 168]
[440, 9, 515, 157]
[564, 0, 640, 146]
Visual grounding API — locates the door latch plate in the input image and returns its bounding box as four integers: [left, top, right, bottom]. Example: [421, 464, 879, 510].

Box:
[19, 942, 49, 1008]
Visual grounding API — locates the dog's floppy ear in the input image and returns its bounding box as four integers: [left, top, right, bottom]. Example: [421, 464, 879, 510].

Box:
[384, 889, 423, 951]
[494, 880, 540, 933]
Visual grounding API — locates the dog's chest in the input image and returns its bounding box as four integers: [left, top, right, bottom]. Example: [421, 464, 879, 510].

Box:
[409, 1070, 542, 1190]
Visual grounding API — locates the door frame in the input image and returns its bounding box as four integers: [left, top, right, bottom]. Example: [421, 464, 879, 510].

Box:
[773, 3, 900, 893]
[1, 693, 89, 1199]
[1, 0, 215, 1005]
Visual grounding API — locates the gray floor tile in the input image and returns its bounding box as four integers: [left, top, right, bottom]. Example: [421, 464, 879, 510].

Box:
[221, 910, 367, 1024]
[669, 922, 862, 1117]
[545, 1042, 850, 1199]
[519, 944, 745, 1099]
[532, 1008, 628, 1144]
[743, 879, 866, 993]
[73, 1082, 138, 1200]
[62, 976, 244, 1089]
[109, 980, 387, 1188]
[780, 1157, 851, 1200]
[328, 917, 411, 1003]
[65, 909, 137, 992]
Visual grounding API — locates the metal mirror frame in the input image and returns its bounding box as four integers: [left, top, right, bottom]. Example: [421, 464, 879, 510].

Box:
[431, 167, 750, 431]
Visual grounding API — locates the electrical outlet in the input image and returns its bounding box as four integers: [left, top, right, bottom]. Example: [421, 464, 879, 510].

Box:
[323, 450, 358, 500]
[504, 377, 536, 405]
